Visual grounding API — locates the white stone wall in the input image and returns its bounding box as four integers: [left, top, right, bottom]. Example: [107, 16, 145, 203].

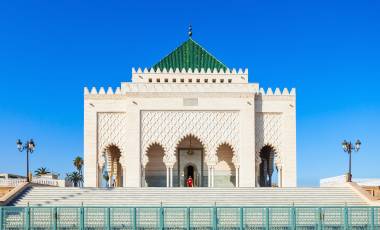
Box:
[255, 89, 297, 187]
[83, 68, 296, 187]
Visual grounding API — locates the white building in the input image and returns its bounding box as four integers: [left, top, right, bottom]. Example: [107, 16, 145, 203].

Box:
[83, 35, 296, 188]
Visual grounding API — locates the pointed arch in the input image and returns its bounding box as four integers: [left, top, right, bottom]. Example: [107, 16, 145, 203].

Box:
[145, 142, 166, 187]
[174, 134, 206, 187]
[175, 134, 205, 151]
[214, 143, 236, 187]
[258, 144, 278, 187]
[99, 144, 123, 187]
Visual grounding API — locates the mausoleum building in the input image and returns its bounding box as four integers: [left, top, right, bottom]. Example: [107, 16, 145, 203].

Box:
[83, 36, 296, 188]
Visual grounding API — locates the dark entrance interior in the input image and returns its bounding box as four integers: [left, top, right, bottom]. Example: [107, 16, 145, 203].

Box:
[259, 145, 276, 187]
[186, 165, 194, 179]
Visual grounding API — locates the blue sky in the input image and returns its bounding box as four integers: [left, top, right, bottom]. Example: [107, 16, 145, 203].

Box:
[0, 0, 379, 186]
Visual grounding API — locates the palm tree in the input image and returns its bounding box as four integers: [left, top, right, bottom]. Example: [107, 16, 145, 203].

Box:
[66, 172, 83, 187]
[73, 156, 83, 173]
[73, 156, 83, 186]
[34, 167, 50, 176]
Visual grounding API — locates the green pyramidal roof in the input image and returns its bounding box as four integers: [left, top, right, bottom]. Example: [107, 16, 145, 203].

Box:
[153, 38, 227, 71]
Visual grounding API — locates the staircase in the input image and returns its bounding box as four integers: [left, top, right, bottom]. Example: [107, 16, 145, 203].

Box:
[8, 186, 369, 206]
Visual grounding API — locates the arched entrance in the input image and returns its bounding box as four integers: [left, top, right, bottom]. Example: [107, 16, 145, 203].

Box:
[174, 135, 206, 187]
[215, 143, 236, 187]
[145, 143, 166, 187]
[101, 144, 123, 187]
[185, 165, 194, 179]
[184, 164, 197, 187]
[259, 145, 277, 187]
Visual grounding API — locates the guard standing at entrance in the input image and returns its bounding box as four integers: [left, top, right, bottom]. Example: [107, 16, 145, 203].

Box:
[186, 176, 193, 187]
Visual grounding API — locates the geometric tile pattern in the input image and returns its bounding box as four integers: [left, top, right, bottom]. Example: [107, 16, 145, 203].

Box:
[255, 112, 282, 167]
[141, 111, 239, 166]
[97, 112, 127, 166]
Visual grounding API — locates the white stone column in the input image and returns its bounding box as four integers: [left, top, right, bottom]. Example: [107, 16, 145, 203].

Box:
[207, 167, 211, 187]
[142, 167, 146, 187]
[166, 167, 169, 187]
[235, 167, 239, 187]
[108, 171, 112, 187]
[211, 167, 215, 187]
[170, 167, 173, 187]
[278, 166, 282, 187]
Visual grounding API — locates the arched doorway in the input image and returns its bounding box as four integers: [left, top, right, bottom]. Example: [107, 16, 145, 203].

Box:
[259, 145, 277, 187]
[145, 143, 166, 187]
[174, 135, 206, 187]
[102, 144, 123, 187]
[185, 165, 195, 179]
[215, 143, 236, 187]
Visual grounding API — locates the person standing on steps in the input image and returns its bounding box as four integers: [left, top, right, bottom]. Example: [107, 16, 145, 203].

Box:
[186, 176, 193, 187]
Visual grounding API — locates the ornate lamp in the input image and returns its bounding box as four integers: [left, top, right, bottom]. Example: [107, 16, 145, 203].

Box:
[16, 139, 36, 182]
[342, 139, 361, 182]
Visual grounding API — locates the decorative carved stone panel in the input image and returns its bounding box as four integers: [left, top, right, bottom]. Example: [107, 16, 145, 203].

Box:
[141, 111, 239, 166]
[97, 112, 127, 166]
[255, 112, 282, 167]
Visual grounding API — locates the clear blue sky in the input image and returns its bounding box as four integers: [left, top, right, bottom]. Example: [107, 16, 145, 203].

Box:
[0, 0, 379, 186]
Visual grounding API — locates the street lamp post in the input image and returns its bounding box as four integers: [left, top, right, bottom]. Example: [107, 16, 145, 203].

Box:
[16, 139, 36, 182]
[341, 139, 361, 182]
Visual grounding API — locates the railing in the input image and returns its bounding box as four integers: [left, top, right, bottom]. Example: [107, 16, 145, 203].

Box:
[0, 178, 65, 187]
[0, 206, 379, 229]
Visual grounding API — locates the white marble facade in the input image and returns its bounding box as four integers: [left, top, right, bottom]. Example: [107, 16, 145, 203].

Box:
[83, 68, 297, 188]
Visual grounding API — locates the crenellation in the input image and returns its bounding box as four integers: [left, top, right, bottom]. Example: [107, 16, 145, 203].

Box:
[115, 87, 121, 94]
[131, 67, 249, 84]
[84, 87, 90, 95]
[106, 87, 113, 95]
[90, 87, 97, 94]
[99, 87, 106, 95]
[258, 87, 296, 96]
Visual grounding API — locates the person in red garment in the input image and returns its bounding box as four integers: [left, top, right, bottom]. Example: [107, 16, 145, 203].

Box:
[186, 176, 193, 187]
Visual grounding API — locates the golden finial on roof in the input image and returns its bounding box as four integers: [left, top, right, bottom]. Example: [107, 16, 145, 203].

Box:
[188, 25, 192, 38]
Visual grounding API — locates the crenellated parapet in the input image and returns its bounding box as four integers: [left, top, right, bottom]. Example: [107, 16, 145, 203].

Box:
[258, 87, 296, 96]
[84, 83, 261, 96]
[84, 86, 121, 96]
[131, 67, 249, 84]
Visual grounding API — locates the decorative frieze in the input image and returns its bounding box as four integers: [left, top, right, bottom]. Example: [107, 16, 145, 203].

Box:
[141, 111, 240, 167]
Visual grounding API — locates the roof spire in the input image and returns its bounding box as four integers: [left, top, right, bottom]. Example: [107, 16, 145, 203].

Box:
[188, 25, 192, 38]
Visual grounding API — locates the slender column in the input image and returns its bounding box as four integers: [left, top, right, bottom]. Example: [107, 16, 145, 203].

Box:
[170, 167, 173, 187]
[208, 167, 211, 187]
[278, 167, 282, 187]
[142, 167, 146, 187]
[211, 167, 215, 187]
[235, 167, 239, 187]
[114, 175, 118, 187]
[108, 171, 112, 187]
[166, 167, 169, 187]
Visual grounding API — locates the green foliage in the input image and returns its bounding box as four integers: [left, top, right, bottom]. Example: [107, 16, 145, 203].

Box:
[34, 167, 50, 176]
[66, 171, 83, 187]
[73, 156, 84, 172]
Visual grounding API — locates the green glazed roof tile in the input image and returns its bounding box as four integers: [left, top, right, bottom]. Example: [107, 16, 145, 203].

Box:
[153, 38, 227, 71]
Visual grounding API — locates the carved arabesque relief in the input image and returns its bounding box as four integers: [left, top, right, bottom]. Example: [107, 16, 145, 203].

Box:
[97, 112, 127, 167]
[141, 111, 239, 166]
[255, 113, 282, 168]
